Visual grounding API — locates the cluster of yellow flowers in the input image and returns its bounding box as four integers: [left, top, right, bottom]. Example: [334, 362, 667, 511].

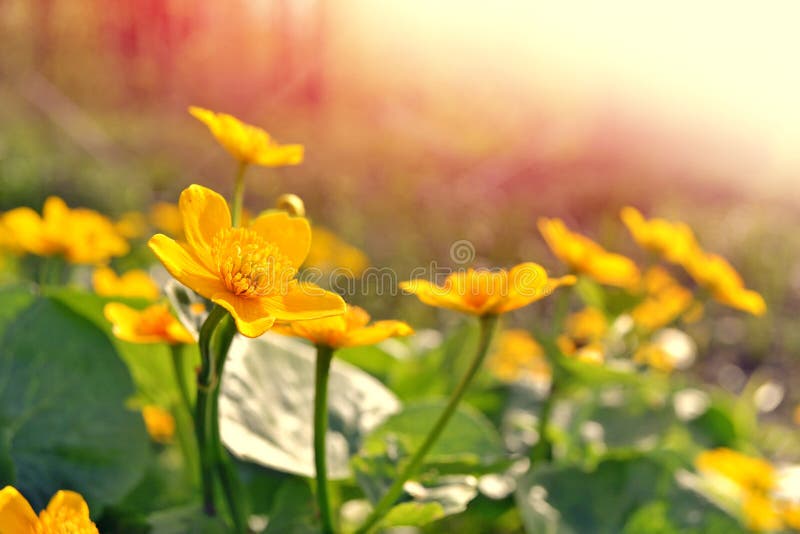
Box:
[696, 448, 800, 532]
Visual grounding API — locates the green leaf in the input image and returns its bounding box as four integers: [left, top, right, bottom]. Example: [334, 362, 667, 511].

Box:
[0, 294, 150, 513]
[380, 501, 445, 528]
[148, 505, 230, 534]
[359, 400, 506, 475]
[264, 478, 320, 534]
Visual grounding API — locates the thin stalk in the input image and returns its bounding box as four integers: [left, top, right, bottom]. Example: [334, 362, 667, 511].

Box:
[231, 161, 249, 227]
[355, 314, 500, 534]
[530, 378, 557, 464]
[195, 305, 229, 516]
[313, 344, 336, 534]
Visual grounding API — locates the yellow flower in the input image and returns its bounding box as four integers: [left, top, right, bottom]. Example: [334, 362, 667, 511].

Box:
[189, 106, 304, 167]
[620, 206, 698, 264]
[742, 493, 783, 532]
[633, 344, 675, 372]
[142, 405, 176, 444]
[104, 302, 195, 344]
[0, 485, 98, 533]
[696, 448, 776, 496]
[115, 211, 147, 239]
[538, 217, 640, 288]
[487, 329, 551, 384]
[400, 263, 575, 316]
[556, 307, 608, 364]
[0, 215, 23, 254]
[148, 185, 345, 338]
[684, 251, 766, 316]
[93, 267, 160, 300]
[631, 267, 694, 331]
[304, 226, 370, 277]
[272, 305, 412, 348]
[2, 197, 129, 264]
[150, 202, 184, 240]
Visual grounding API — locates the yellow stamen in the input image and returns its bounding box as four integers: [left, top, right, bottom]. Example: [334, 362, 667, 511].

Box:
[212, 227, 296, 297]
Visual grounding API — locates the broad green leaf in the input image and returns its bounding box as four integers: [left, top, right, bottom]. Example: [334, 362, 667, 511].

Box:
[0, 295, 150, 512]
[219, 333, 401, 479]
[0, 284, 36, 337]
[263, 478, 319, 534]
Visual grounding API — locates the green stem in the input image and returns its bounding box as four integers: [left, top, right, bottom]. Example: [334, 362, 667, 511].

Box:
[231, 161, 249, 227]
[314, 344, 336, 534]
[530, 377, 557, 464]
[195, 305, 229, 517]
[355, 314, 500, 534]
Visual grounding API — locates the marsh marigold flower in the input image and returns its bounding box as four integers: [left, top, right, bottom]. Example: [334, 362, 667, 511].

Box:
[304, 226, 370, 277]
[142, 405, 176, 444]
[487, 329, 551, 385]
[104, 302, 195, 344]
[273, 305, 412, 348]
[620, 206, 698, 264]
[2, 197, 128, 264]
[538, 217, 640, 288]
[400, 263, 575, 316]
[148, 185, 345, 337]
[93, 267, 160, 300]
[556, 307, 608, 364]
[189, 106, 304, 167]
[631, 267, 694, 331]
[0, 486, 98, 533]
[684, 251, 766, 316]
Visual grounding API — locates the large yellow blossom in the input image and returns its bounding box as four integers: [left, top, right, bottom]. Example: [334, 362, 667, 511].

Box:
[2, 197, 128, 264]
[304, 226, 370, 277]
[93, 267, 160, 300]
[0, 486, 98, 533]
[189, 106, 304, 167]
[487, 329, 551, 384]
[620, 206, 698, 264]
[148, 185, 345, 337]
[400, 263, 575, 316]
[272, 305, 412, 348]
[684, 251, 766, 316]
[104, 302, 195, 344]
[538, 217, 640, 288]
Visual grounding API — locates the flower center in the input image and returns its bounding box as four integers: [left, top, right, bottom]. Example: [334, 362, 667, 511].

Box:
[211, 227, 296, 297]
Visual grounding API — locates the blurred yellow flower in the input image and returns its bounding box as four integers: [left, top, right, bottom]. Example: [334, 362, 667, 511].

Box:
[115, 210, 148, 239]
[0, 485, 98, 533]
[631, 267, 694, 331]
[150, 202, 184, 240]
[633, 344, 675, 372]
[104, 302, 195, 344]
[272, 305, 412, 348]
[684, 251, 766, 316]
[189, 106, 304, 167]
[400, 263, 575, 316]
[696, 448, 776, 496]
[304, 226, 370, 277]
[148, 185, 345, 338]
[556, 307, 608, 364]
[538, 217, 640, 288]
[620, 206, 698, 264]
[0, 215, 23, 254]
[142, 405, 176, 444]
[2, 197, 129, 264]
[93, 267, 160, 300]
[487, 329, 551, 384]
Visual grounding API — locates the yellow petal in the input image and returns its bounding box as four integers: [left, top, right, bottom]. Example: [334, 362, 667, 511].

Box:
[249, 212, 311, 269]
[211, 292, 276, 338]
[342, 321, 414, 347]
[0, 486, 39, 532]
[104, 302, 145, 341]
[399, 279, 475, 315]
[179, 184, 231, 270]
[2, 206, 53, 256]
[258, 283, 346, 322]
[44, 490, 90, 520]
[253, 144, 304, 167]
[148, 234, 225, 299]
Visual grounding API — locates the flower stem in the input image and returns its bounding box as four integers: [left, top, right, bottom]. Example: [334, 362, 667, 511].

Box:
[314, 344, 336, 534]
[231, 161, 249, 227]
[354, 314, 500, 534]
[530, 376, 556, 464]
